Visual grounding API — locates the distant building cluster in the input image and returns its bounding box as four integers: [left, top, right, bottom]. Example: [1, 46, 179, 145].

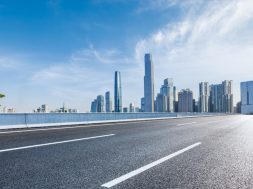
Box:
[90, 53, 240, 114]
[1, 107, 15, 113]
[34, 104, 79, 113]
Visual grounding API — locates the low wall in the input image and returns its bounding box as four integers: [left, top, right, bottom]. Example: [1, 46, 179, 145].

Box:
[0, 112, 223, 129]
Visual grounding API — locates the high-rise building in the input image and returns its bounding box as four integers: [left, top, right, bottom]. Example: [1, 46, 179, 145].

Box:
[141, 97, 145, 112]
[144, 53, 154, 112]
[114, 71, 122, 112]
[173, 86, 178, 112]
[105, 91, 112, 112]
[235, 102, 241, 114]
[241, 81, 253, 114]
[222, 80, 233, 113]
[160, 78, 174, 112]
[97, 95, 104, 112]
[129, 103, 135, 112]
[90, 99, 97, 112]
[156, 93, 167, 112]
[123, 107, 128, 113]
[154, 99, 157, 112]
[199, 82, 210, 112]
[210, 81, 233, 113]
[210, 84, 223, 112]
[178, 89, 193, 112]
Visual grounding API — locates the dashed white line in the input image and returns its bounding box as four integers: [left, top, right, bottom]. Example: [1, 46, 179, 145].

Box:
[0, 134, 115, 153]
[101, 142, 201, 188]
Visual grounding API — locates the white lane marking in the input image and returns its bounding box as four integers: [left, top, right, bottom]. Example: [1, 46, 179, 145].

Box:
[0, 134, 115, 153]
[177, 122, 197, 126]
[101, 142, 201, 188]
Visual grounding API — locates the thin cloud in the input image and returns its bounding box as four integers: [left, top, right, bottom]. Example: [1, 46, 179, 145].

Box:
[134, 0, 253, 103]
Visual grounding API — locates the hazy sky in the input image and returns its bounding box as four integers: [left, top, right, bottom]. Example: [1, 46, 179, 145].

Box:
[0, 0, 253, 112]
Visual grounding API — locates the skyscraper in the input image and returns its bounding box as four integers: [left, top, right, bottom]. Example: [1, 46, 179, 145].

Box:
[114, 71, 122, 112]
[160, 78, 174, 112]
[156, 93, 167, 112]
[222, 80, 233, 113]
[173, 86, 178, 112]
[178, 89, 193, 112]
[241, 81, 253, 114]
[199, 82, 210, 112]
[97, 95, 104, 112]
[209, 81, 233, 113]
[129, 103, 135, 112]
[144, 53, 154, 112]
[105, 91, 112, 112]
[210, 84, 223, 112]
[141, 97, 145, 112]
[90, 99, 97, 112]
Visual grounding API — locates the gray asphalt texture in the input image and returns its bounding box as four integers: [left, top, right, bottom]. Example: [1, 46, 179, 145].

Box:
[0, 115, 253, 189]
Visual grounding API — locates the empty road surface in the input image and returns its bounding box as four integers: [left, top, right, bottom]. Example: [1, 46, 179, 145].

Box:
[1, 115, 253, 189]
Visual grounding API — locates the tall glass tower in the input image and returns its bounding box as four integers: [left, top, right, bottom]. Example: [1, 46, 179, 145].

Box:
[114, 71, 122, 112]
[144, 53, 154, 112]
[105, 91, 112, 112]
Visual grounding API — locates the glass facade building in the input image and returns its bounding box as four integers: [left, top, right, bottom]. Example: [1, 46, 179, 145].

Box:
[144, 53, 154, 112]
[178, 89, 193, 112]
[241, 81, 253, 114]
[114, 71, 122, 112]
[160, 78, 174, 112]
[199, 82, 210, 112]
[105, 91, 112, 113]
[96, 95, 104, 112]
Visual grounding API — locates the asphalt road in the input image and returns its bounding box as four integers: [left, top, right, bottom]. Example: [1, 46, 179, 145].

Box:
[0, 115, 253, 189]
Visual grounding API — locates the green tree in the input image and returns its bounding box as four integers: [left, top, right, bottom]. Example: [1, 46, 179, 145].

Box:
[0, 93, 5, 98]
[0, 93, 5, 107]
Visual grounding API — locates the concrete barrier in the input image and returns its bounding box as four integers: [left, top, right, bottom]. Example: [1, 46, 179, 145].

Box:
[0, 112, 225, 130]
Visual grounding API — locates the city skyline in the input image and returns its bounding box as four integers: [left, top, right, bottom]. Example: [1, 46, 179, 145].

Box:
[1, 0, 253, 112]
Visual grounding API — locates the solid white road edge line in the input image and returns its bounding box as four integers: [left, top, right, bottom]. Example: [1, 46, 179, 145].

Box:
[0, 134, 115, 153]
[101, 142, 201, 188]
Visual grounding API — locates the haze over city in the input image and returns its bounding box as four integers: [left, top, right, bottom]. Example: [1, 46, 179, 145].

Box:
[1, 0, 253, 112]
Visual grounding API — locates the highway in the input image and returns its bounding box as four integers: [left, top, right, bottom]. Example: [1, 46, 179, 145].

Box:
[0, 115, 253, 189]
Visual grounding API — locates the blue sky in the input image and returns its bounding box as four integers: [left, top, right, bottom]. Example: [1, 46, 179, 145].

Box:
[1, 0, 253, 112]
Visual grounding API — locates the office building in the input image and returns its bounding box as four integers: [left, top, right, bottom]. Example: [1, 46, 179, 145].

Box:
[210, 84, 223, 112]
[199, 82, 210, 112]
[178, 89, 193, 112]
[90, 99, 97, 112]
[123, 107, 128, 113]
[141, 97, 145, 112]
[105, 91, 112, 112]
[235, 102, 241, 113]
[241, 81, 253, 114]
[222, 80, 233, 113]
[173, 86, 178, 112]
[135, 107, 140, 113]
[97, 95, 104, 112]
[210, 80, 233, 113]
[129, 103, 135, 112]
[160, 78, 174, 112]
[114, 71, 122, 112]
[144, 53, 154, 112]
[156, 93, 167, 112]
